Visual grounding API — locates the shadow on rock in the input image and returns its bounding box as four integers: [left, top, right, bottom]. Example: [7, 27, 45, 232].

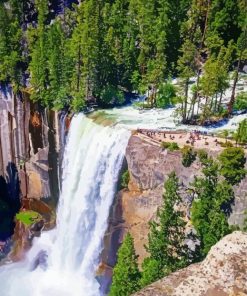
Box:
[0, 162, 21, 241]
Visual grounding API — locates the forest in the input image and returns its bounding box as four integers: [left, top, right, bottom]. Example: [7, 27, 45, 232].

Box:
[0, 0, 246, 124]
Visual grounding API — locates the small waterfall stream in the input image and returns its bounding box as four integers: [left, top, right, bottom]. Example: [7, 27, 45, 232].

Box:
[0, 114, 130, 296]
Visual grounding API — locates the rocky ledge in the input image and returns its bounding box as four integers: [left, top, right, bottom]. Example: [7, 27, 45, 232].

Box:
[133, 231, 247, 296]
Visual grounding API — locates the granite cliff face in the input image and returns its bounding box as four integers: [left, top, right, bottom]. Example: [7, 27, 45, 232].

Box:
[0, 86, 64, 201]
[0, 86, 68, 257]
[133, 231, 247, 296]
[106, 133, 247, 264]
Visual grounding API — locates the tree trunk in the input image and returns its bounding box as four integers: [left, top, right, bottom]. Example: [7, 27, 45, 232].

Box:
[182, 80, 189, 123]
[228, 56, 242, 115]
[76, 44, 81, 92]
[218, 91, 223, 112]
[194, 0, 211, 106]
[214, 93, 218, 113]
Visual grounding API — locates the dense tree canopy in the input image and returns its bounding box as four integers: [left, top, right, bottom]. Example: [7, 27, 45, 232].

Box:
[0, 0, 245, 115]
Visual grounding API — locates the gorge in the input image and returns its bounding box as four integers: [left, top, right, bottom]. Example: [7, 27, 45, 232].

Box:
[0, 83, 247, 295]
[0, 0, 247, 295]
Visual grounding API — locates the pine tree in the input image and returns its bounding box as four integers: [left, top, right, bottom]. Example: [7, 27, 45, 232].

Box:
[0, 1, 23, 90]
[177, 39, 198, 123]
[191, 155, 234, 256]
[109, 232, 141, 296]
[141, 172, 189, 286]
[47, 20, 72, 109]
[218, 147, 246, 185]
[28, 0, 49, 104]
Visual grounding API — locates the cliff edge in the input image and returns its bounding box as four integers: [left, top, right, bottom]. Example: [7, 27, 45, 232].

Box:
[134, 231, 247, 296]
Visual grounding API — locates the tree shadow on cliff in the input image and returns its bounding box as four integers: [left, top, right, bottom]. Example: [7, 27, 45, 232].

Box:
[0, 163, 21, 240]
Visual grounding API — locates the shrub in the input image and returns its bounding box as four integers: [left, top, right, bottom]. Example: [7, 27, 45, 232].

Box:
[182, 146, 197, 167]
[197, 149, 208, 164]
[161, 142, 179, 151]
[218, 147, 246, 185]
[16, 210, 41, 226]
[233, 119, 247, 145]
[71, 94, 86, 112]
[100, 85, 125, 106]
[234, 92, 247, 111]
[219, 141, 233, 148]
[121, 170, 130, 189]
[156, 82, 177, 108]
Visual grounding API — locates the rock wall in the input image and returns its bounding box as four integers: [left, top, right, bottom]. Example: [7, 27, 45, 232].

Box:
[0, 85, 64, 201]
[0, 85, 68, 254]
[133, 231, 247, 296]
[107, 134, 247, 264]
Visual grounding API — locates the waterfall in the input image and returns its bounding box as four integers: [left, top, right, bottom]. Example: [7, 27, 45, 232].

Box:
[0, 114, 130, 296]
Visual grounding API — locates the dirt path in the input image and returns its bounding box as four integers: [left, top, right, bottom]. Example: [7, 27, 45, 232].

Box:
[135, 129, 246, 152]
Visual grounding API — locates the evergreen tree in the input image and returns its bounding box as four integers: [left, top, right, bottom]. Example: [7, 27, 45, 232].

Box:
[47, 20, 72, 109]
[28, 0, 49, 104]
[141, 172, 189, 286]
[109, 232, 141, 296]
[0, 0, 245, 113]
[218, 147, 246, 185]
[0, 1, 23, 90]
[235, 119, 247, 145]
[191, 155, 234, 256]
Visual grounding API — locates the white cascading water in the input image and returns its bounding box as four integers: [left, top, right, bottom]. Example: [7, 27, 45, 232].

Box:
[0, 114, 130, 296]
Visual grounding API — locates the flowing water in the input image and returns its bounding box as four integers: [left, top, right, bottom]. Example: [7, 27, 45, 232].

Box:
[0, 86, 245, 295]
[0, 114, 130, 296]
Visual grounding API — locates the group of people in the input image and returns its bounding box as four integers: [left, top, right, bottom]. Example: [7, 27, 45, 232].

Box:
[137, 128, 219, 148]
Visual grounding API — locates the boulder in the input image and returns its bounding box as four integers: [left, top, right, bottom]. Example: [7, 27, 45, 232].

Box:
[134, 231, 247, 296]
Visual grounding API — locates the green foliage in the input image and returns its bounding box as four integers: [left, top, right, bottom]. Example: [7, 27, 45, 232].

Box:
[142, 172, 190, 285]
[121, 170, 130, 189]
[218, 147, 246, 185]
[99, 85, 125, 106]
[191, 156, 233, 256]
[140, 257, 162, 288]
[16, 210, 41, 226]
[219, 141, 233, 148]
[109, 233, 141, 296]
[71, 94, 86, 113]
[161, 142, 179, 151]
[0, 1, 23, 89]
[28, 0, 49, 104]
[1, 0, 245, 115]
[197, 149, 208, 164]
[156, 82, 177, 108]
[234, 92, 247, 111]
[234, 119, 247, 144]
[181, 146, 197, 167]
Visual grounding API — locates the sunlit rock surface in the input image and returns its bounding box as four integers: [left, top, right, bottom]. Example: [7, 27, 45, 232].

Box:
[133, 231, 247, 296]
[112, 134, 247, 263]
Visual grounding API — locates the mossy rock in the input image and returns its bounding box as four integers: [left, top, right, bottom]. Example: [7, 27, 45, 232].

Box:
[16, 210, 42, 226]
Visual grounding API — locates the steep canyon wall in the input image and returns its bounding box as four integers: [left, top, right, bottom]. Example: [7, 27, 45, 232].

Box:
[105, 134, 247, 267]
[0, 86, 68, 257]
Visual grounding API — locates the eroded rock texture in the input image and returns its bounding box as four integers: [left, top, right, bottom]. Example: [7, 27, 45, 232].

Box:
[0, 86, 67, 254]
[133, 231, 247, 296]
[110, 134, 247, 263]
[0, 86, 63, 201]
